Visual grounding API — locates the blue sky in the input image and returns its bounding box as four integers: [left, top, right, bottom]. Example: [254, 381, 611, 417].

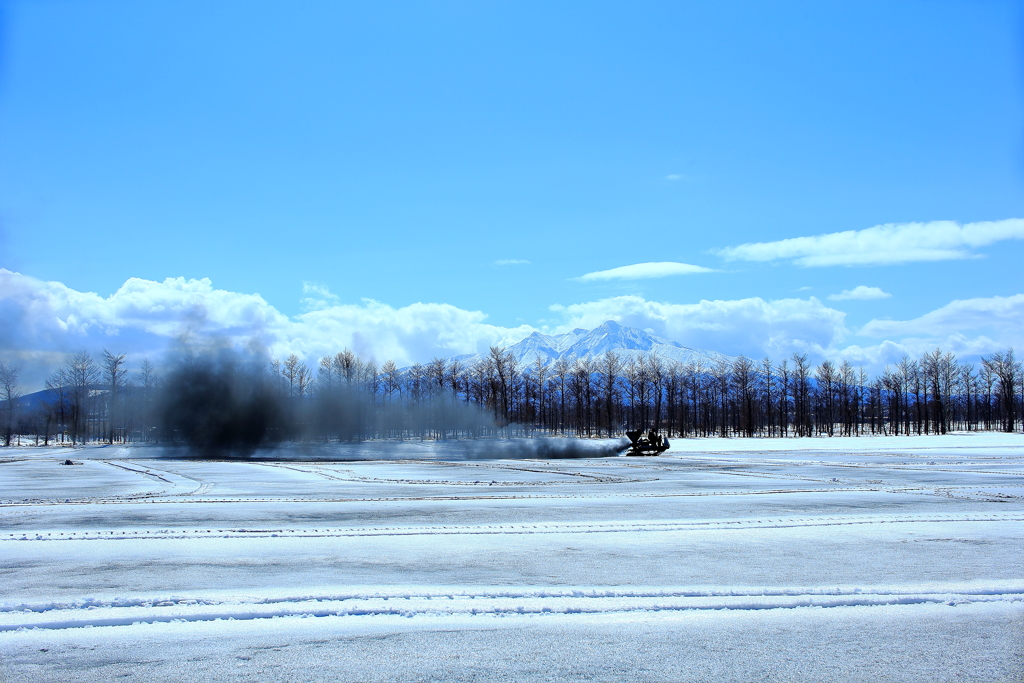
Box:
[1, 0, 1023, 386]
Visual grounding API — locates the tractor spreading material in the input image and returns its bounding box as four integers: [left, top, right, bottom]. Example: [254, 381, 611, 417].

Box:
[624, 429, 670, 456]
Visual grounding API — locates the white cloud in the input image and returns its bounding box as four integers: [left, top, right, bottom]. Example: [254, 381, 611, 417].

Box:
[576, 262, 716, 282]
[0, 270, 533, 389]
[0, 271, 849, 386]
[715, 218, 1024, 267]
[823, 293, 1024, 369]
[3, 269, 1022, 390]
[494, 259, 531, 266]
[551, 292, 1024, 370]
[858, 293, 1024, 339]
[827, 286, 892, 301]
[829, 335, 1009, 370]
[292, 299, 532, 367]
[550, 295, 848, 358]
[665, 174, 690, 182]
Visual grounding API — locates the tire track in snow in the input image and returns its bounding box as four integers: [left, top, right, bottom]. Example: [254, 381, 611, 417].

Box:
[3, 587, 1021, 632]
[0, 484, 904, 507]
[4, 512, 1022, 542]
[677, 454, 1024, 477]
[258, 461, 647, 487]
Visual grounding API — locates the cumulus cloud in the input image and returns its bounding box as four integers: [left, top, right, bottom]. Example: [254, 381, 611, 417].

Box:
[550, 294, 848, 358]
[827, 286, 892, 301]
[0, 270, 533, 389]
[715, 218, 1024, 267]
[819, 293, 1024, 369]
[3, 268, 1021, 390]
[575, 262, 716, 282]
[292, 299, 532, 366]
[830, 335, 1009, 370]
[0, 271, 851, 386]
[494, 259, 531, 266]
[549, 292, 1024, 369]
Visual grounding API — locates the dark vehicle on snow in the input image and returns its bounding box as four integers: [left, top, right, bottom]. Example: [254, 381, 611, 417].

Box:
[624, 429, 670, 456]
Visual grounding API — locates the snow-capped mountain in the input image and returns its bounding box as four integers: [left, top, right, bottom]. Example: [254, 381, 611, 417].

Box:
[454, 320, 732, 368]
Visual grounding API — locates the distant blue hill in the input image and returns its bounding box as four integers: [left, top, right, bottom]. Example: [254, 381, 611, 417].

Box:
[0, 386, 109, 414]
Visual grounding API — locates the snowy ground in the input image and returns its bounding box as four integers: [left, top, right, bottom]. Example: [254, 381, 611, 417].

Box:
[1, 434, 1022, 681]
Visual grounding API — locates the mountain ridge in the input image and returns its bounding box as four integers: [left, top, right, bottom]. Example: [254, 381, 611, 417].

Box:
[451, 320, 733, 369]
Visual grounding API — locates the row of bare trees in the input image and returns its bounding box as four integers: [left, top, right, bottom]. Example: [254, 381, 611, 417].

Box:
[0, 351, 159, 446]
[411, 347, 1020, 439]
[1, 345, 1021, 446]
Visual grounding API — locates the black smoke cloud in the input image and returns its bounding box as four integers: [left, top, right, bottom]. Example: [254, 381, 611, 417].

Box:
[157, 347, 286, 457]
[155, 346, 627, 460]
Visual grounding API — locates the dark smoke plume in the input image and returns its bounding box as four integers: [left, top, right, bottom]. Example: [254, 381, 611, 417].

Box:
[157, 348, 288, 457]
[155, 346, 624, 460]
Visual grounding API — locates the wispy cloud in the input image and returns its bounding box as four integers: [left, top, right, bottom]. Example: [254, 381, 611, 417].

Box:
[827, 286, 892, 301]
[576, 262, 715, 282]
[664, 174, 691, 182]
[300, 281, 340, 311]
[494, 259, 531, 266]
[715, 218, 1024, 267]
[858, 293, 1024, 339]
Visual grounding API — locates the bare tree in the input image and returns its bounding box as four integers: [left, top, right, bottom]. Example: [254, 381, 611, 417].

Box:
[623, 358, 639, 428]
[712, 358, 732, 437]
[551, 357, 570, 434]
[731, 356, 756, 437]
[67, 351, 100, 444]
[532, 357, 548, 430]
[815, 359, 836, 436]
[897, 356, 919, 435]
[0, 361, 21, 447]
[599, 351, 621, 437]
[791, 354, 811, 437]
[101, 350, 128, 444]
[334, 349, 358, 386]
[446, 358, 464, 402]
[983, 349, 1020, 432]
[381, 360, 401, 403]
[296, 363, 314, 399]
[317, 356, 334, 393]
[647, 354, 665, 433]
[283, 354, 301, 397]
[488, 346, 518, 428]
[568, 357, 591, 436]
[837, 361, 856, 436]
[135, 359, 158, 442]
[45, 367, 72, 444]
[760, 358, 775, 437]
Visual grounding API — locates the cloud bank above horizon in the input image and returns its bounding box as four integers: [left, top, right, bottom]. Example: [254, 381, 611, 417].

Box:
[1, 268, 1020, 390]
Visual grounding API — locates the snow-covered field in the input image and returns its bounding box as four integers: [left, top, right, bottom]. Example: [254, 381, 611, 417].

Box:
[2, 434, 1022, 681]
